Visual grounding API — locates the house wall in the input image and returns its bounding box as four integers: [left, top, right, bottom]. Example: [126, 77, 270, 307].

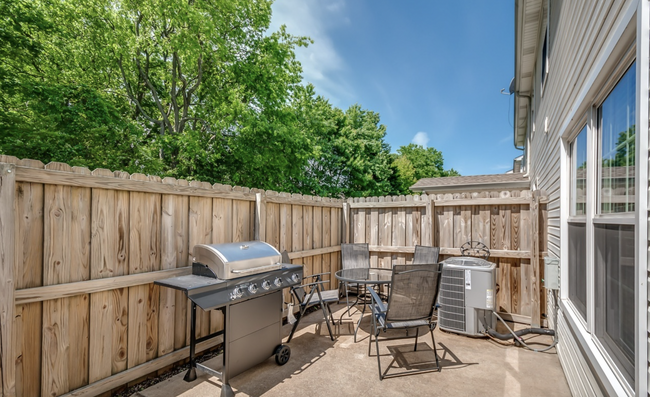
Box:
[523, 0, 647, 395]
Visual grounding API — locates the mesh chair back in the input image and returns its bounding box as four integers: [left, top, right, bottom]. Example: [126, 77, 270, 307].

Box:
[341, 243, 370, 270]
[385, 264, 442, 322]
[413, 245, 440, 265]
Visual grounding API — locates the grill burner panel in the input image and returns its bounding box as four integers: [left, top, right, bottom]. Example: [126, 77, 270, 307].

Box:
[154, 241, 303, 397]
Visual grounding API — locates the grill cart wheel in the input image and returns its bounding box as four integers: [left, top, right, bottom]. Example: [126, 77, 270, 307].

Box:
[274, 344, 291, 366]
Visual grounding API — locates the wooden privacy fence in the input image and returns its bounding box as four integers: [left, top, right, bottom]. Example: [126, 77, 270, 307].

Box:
[0, 157, 343, 397]
[344, 190, 548, 326]
[0, 156, 546, 397]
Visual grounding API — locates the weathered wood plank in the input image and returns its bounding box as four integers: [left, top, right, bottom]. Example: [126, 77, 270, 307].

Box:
[378, 197, 391, 269]
[497, 258, 512, 314]
[330, 208, 341, 290]
[500, 205, 512, 250]
[520, 259, 532, 317]
[89, 179, 130, 382]
[302, 205, 313, 278]
[14, 180, 43, 397]
[472, 205, 491, 247]
[232, 200, 251, 242]
[433, 197, 533, 206]
[369, 198, 379, 267]
[14, 167, 256, 201]
[394, 197, 406, 264]
[15, 268, 190, 304]
[490, 205, 502, 251]
[291, 204, 303, 263]
[322, 207, 332, 289]
[128, 190, 161, 368]
[42, 182, 72, 397]
[348, 200, 427, 208]
[265, 202, 280, 251]
[366, 246, 531, 258]
[0, 164, 16, 397]
[265, 195, 343, 208]
[453, 206, 472, 248]
[68, 176, 91, 390]
[436, 207, 453, 250]
[188, 197, 212, 339]
[531, 192, 541, 327]
[313, 206, 322, 278]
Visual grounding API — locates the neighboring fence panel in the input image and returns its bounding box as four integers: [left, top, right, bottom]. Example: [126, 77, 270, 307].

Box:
[348, 190, 547, 326]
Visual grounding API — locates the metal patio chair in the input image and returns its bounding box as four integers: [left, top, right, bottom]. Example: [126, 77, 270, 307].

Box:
[413, 245, 440, 264]
[367, 263, 443, 380]
[283, 251, 339, 342]
[340, 243, 371, 309]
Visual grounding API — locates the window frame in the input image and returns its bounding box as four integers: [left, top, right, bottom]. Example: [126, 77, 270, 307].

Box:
[561, 41, 640, 394]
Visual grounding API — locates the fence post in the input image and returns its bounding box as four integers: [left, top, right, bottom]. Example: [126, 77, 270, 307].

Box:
[342, 201, 350, 244]
[426, 195, 434, 246]
[530, 190, 541, 328]
[254, 192, 266, 241]
[0, 163, 16, 397]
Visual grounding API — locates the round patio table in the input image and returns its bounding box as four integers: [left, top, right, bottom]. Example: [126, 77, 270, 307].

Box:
[335, 268, 393, 342]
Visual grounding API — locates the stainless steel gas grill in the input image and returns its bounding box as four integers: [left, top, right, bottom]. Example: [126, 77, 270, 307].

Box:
[155, 241, 303, 397]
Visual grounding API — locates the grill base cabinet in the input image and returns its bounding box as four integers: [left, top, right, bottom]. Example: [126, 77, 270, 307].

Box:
[228, 291, 283, 378]
[438, 257, 497, 337]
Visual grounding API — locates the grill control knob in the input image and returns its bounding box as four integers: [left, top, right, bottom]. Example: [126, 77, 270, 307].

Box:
[262, 280, 271, 290]
[274, 277, 283, 287]
[291, 273, 300, 283]
[232, 287, 243, 299]
[248, 283, 258, 294]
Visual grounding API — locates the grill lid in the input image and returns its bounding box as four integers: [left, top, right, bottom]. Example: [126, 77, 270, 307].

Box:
[193, 241, 283, 279]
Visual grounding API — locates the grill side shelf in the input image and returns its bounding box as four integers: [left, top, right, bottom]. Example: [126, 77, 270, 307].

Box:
[154, 274, 225, 292]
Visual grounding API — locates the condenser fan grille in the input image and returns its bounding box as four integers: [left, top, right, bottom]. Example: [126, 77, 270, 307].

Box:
[439, 268, 465, 332]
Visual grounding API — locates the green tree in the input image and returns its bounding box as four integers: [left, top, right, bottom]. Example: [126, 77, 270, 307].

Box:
[387, 143, 459, 194]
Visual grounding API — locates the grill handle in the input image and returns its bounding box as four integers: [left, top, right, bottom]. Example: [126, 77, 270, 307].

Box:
[230, 263, 282, 276]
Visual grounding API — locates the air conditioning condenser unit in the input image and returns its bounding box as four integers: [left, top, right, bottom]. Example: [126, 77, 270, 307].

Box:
[438, 257, 496, 337]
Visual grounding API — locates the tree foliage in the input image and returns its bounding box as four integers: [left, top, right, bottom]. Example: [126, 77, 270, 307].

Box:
[0, 0, 459, 197]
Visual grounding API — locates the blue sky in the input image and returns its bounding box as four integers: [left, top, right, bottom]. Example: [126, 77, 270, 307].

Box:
[269, 1, 521, 176]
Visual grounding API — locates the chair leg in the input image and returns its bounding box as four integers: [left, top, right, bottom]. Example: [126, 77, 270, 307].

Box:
[320, 303, 335, 341]
[373, 330, 384, 380]
[414, 327, 420, 351]
[430, 328, 440, 372]
[286, 306, 305, 343]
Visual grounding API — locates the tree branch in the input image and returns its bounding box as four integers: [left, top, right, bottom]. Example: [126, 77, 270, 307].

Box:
[136, 57, 172, 134]
[117, 57, 162, 127]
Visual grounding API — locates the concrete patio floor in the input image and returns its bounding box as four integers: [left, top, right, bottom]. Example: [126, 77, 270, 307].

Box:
[134, 303, 571, 397]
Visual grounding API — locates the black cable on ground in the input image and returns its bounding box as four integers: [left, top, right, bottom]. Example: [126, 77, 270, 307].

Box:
[486, 289, 560, 353]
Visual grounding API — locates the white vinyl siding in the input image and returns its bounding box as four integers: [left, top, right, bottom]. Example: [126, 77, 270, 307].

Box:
[524, 0, 643, 395]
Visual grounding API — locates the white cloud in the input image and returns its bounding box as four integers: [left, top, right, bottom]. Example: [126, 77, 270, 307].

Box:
[412, 132, 429, 147]
[269, 1, 353, 105]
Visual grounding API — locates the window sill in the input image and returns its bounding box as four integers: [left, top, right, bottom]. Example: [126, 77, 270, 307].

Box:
[559, 298, 634, 396]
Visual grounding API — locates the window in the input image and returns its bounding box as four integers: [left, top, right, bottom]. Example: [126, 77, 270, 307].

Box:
[598, 62, 636, 214]
[594, 62, 636, 385]
[594, 224, 635, 383]
[566, 60, 636, 386]
[568, 126, 587, 320]
[570, 126, 587, 216]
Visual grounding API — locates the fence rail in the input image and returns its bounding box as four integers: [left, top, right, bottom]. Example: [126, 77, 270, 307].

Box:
[0, 156, 546, 397]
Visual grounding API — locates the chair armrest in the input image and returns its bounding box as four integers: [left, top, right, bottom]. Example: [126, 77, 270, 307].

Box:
[307, 272, 331, 278]
[305, 272, 331, 282]
[292, 279, 329, 290]
[366, 286, 386, 313]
